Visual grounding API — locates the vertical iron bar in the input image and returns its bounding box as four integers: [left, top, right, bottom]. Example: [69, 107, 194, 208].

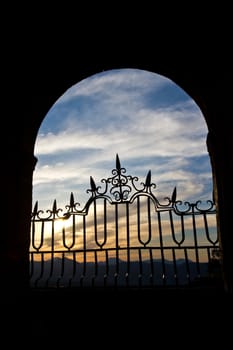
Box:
[40, 221, 45, 250]
[94, 199, 98, 245]
[138, 248, 143, 288]
[57, 252, 65, 287]
[103, 198, 107, 246]
[126, 202, 130, 287]
[72, 215, 76, 244]
[81, 215, 87, 287]
[169, 211, 176, 243]
[92, 250, 98, 288]
[203, 212, 217, 244]
[137, 197, 141, 244]
[180, 215, 185, 244]
[31, 220, 44, 251]
[63, 215, 76, 250]
[203, 212, 210, 241]
[46, 219, 55, 287]
[147, 197, 152, 244]
[172, 248, 178, 286]
[114, 203, 119, 288]
[184, 248, 191, 284]
[29, 252, 34, 279]
[158, 211, 166, 285]
[31, 221, 35, 249]
[104, 250, 109, 288]
[51, 219, 55, 252]
[46, 253, 54, 287]
[35, 253, 44, 288]
[69, 251, 77, 287]
[207, 247, 211, 263]
[191, 204, 200, 279]
[149, 248, 154, 287]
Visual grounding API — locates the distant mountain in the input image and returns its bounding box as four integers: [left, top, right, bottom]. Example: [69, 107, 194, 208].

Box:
[30, 257, 209, 288]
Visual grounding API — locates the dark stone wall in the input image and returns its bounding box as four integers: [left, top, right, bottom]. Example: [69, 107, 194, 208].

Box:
[2, 51, 232, 298]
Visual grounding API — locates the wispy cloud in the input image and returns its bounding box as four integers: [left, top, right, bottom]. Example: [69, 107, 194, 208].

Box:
[54, 69, 169, 104]
[36, 102, 206, 159]
[33, 69, 212, 210]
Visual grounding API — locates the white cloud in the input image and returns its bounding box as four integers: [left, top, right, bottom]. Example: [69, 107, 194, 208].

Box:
[54, 69, 169, 104]
[33, 69, 212, 210]
[35, 101, 207, 160]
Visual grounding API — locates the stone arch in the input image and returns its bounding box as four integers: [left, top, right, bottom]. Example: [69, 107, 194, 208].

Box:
[3, 62, 232, 298]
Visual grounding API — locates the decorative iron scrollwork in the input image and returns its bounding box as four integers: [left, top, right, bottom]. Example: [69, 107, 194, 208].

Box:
[31, 154, 215, 217]
[85, 154, 176, 209]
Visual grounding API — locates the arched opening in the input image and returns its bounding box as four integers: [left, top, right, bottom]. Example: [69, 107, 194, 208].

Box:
[3, 60, 232, 308]
[33, 68, 213, 208]
[31, 68, 220, 290]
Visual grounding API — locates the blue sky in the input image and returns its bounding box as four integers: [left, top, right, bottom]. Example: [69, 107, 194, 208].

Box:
[33, 68, 213, 211]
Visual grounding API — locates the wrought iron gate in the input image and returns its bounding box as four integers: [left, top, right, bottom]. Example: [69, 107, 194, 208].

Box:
[30, 155, 220, 289]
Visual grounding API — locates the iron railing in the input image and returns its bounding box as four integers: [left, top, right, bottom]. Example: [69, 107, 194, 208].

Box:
[30, 155, 220, 290]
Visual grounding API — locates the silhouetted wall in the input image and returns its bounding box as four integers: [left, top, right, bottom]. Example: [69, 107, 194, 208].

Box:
[2, 54, 232, 298]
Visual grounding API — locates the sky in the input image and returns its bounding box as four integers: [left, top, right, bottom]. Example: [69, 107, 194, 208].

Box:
[33, 68, 213, 212]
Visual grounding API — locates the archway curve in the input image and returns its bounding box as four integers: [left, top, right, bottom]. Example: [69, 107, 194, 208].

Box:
[30, 67, 220, 292]
[31, 64, 212, 149]
[31, 66, 220, 270]
[2, 49, 231, 309]
[4, 61, 231, 299]
[33, 67, 213, 211]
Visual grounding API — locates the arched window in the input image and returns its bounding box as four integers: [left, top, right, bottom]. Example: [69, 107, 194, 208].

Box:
[33, 68, 213, 208]
[31, 69, 218, 289]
